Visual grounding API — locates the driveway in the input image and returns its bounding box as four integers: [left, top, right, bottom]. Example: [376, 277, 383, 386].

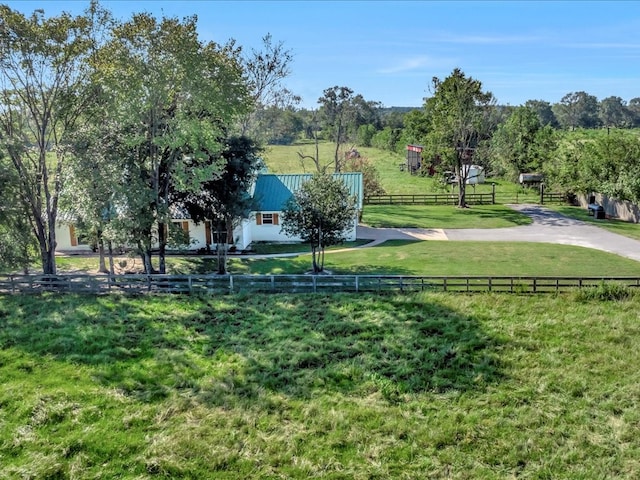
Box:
[357, 204, 640, 262]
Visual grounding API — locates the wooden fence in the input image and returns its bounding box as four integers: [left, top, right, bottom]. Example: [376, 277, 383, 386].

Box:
[2, 274, 639, 295]
[365, 189, 568, 206]
[365, 192, 495, 205]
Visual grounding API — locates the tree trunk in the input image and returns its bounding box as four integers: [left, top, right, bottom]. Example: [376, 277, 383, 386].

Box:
[216, 222, 227, 274]
[98, 233, 108, 273]
[107, 240, 115, 276]
[157, 221, 167, 274]
[456, 156, 467, 208]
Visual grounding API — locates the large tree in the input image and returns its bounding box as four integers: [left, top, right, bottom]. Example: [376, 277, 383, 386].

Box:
[553, 91, 599, 130]
[0, 2, 108, 274]
[318, 86, 376, 173]
[280, 174, 357, 273]
[91, 12, 251, 274]
[175, 136, 263, 274]
[239, 33, 299, 142]
[599, 96, 632, 129]
[422, 68, 495, 207]
[487, 106, 557, 180]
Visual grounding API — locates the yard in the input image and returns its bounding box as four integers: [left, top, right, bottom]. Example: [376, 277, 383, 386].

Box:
[2, 292, 640, 478]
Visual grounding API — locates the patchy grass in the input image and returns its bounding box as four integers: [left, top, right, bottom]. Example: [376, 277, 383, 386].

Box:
[1, 292, 640, 478]
[362, 204, 532, 229]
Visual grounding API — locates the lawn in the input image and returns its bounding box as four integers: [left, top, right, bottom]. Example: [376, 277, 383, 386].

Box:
[361, 204, 532, 229]
[230, 240, 640, 276]
[1, 292, 640, 478]
[50, 240, 640, 277]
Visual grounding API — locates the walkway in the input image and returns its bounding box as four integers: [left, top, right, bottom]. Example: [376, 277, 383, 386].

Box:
[356, 204, 640, 262]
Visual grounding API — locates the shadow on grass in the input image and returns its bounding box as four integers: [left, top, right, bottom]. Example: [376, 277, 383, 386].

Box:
[0, 293, 505, 404]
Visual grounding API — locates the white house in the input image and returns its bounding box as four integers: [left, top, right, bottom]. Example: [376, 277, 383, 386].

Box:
[234, 172, 364, 250]
[55, 172, 364, 253]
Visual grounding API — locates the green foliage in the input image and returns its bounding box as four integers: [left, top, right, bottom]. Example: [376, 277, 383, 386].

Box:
[573, 281, 636, 302]
[487, 106, 558, 180]
[553, 91, 600, 129]
[0, 2, 109, 274]
[280, 174, 357, 272]
[421, 69, 496, 206]
[546, 130, 640, 202]
[345, 156, 385, 197]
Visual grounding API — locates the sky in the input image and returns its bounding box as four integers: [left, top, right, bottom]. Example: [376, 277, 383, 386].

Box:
[5, 1, 640, 109]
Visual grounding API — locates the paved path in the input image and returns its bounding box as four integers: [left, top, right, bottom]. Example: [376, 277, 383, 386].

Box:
[356, 204, 640, 262]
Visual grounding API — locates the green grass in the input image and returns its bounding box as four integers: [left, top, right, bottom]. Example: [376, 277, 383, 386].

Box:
[52, 239, 640, 277]
[229, 240, 640, 276]
[2, 292, 640, 478]
[362, 204, 533, 229]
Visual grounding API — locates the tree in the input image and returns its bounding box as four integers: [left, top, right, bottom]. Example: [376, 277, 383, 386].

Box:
[0, 2, 108, 274]
[599, 96, 631, 128]
[525, 99, 559, 127]
[345, 156, 385, 198]
[240, 33, 299, 141]
[61, 120, 127, 274]
[422, 68, 495, 207]
[553, 91, 599, 130]
[0, 153, 37, 273]
[628, 98, 640, 127]
[91, 12, 250, 274]
[318, 86, 355, 172]
[175, 136, 263, 274]
[487, 106, 557, 180]
[280, 174, 357, 273]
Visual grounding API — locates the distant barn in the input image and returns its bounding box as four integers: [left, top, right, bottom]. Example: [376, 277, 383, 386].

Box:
[406, 144, 423, 174]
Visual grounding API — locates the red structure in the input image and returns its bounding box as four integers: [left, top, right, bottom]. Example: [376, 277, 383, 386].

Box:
[406, 144, 423, 174]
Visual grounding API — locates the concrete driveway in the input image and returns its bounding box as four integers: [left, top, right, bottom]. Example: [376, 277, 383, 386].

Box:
[357, 204, 640, 262]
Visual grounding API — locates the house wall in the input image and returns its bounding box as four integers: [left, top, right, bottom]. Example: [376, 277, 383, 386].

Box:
[247, 210, 359, 246]
[54, 223, 92, 252]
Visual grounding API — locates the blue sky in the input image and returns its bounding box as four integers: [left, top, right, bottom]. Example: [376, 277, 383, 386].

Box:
[6, 1, 640, 108]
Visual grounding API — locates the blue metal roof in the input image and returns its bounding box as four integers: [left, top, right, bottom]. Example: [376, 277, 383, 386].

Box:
[253, 173, 363, 212]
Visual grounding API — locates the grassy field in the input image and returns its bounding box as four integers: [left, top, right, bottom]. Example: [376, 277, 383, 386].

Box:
[361, 204, 533, 229]
[2, 292, 640, 478]
[52, 240, 640, 277]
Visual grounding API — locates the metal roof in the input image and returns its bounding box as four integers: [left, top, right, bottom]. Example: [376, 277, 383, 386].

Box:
[253, 173, 363, 212]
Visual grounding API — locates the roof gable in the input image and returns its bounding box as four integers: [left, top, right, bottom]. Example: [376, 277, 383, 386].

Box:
[253, 173, 363, 212]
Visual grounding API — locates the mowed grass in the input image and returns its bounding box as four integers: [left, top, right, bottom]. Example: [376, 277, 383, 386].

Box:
[231, 240, 640, 276]
[2, 292, 640, 478]
[52, 240, 640, 277]
[361, 204, 532, 229]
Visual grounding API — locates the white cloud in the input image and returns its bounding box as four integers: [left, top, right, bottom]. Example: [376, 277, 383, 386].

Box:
[378, 56, 451, 74]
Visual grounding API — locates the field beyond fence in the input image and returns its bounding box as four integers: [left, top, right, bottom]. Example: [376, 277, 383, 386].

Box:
[2, 273, 639, 295]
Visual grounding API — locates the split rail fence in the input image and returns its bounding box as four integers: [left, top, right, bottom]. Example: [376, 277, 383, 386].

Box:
[1, 274, 639, 295]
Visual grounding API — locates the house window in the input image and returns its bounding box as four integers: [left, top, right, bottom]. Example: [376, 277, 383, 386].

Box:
[257, 213, 279, 225]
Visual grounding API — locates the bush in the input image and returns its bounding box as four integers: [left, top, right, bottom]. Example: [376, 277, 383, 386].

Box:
[574, 281, 636, 301]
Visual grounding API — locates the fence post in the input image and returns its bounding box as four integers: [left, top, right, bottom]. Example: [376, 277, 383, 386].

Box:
[355, 275, 359, 292]
[540, 183, 545, 205]
[492, 183, 496, 204]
